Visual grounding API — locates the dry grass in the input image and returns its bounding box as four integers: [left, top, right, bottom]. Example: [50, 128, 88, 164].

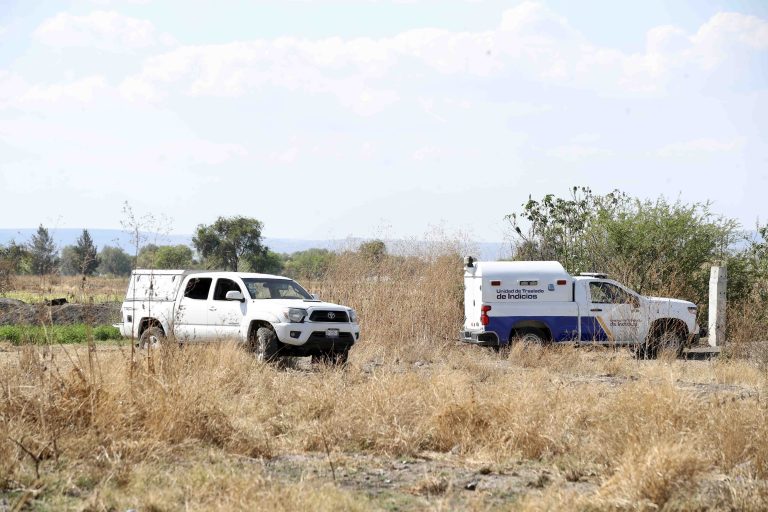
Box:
[1, 241, 767, 510]
[1, 340, 767, 510]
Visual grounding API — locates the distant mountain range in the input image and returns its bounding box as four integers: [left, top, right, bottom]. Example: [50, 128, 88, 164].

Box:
[0, 228, 510, 261]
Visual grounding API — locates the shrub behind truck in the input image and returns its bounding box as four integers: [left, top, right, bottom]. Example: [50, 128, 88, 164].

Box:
[461, 258, 701, 358]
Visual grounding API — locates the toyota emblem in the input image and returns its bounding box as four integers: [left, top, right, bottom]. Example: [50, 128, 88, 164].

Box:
[327, 312, 336, 319]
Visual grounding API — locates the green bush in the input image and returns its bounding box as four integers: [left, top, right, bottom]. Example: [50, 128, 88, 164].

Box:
[55, 324, 88, 344]
[0, 324, 122, 345]
[93, 325, 121, 341]
[0, 325, 21, 344]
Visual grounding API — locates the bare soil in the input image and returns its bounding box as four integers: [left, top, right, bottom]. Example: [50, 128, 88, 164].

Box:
[0, 299, 120, 326]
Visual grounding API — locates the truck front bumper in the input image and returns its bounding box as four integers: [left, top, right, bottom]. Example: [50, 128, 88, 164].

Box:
[460, 330, 499, 347]
[273, 322, 360, 356]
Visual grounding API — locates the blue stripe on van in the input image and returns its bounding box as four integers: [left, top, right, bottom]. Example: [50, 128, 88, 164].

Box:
[486, 316, 578, 344]
[485, 315, 610, 344]
[580, 317, 610, 342]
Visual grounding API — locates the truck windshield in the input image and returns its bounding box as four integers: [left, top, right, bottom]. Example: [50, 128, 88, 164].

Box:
[241, 278, 312, 300]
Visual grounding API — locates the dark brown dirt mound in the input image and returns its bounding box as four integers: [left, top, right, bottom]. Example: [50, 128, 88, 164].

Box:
[0, 301, 120, 326]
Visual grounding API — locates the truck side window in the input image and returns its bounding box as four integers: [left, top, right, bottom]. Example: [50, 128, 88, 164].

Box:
[184, 278, 212, 300]
[590, 282, 630, 304]
[213, 278, 242, 301]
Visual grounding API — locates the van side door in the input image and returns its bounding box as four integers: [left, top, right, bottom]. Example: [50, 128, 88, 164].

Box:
[581, 280, 642, 343]
[209, 277, 247, 340]
[174, 276, 213, 341]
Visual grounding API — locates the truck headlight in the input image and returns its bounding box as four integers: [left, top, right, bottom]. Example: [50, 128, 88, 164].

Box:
[285, 308, 306, 323]
[349, 309, 358, 323]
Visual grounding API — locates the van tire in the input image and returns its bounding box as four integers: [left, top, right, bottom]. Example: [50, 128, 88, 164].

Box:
[254, 327, 280, 362]
[137, 326, 165, 350]
[511, 327, 547, 345]
[654, 329, 685, 359]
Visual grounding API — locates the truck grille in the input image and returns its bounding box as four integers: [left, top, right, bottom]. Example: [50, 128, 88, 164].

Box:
[309, 310, 349, 322]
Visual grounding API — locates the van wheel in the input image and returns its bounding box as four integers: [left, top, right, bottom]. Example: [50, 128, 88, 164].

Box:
[254, 327, 280, 363]
[655, 330, 684, 359]
[137, 326, 165, 350]
[634, 340, 652, 360]
[511, 327, 547, 345]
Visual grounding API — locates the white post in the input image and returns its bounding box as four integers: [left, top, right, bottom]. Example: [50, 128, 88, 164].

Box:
[708, 266, 727, 347]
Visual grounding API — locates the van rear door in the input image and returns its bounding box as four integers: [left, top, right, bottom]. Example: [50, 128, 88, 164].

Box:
[463, 274, 483, 331]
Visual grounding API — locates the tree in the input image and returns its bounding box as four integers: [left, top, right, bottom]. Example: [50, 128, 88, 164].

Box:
[59, 246, 80, 276]
[155, 245, 194, 269]
[136, 244, 160, 268]
[193, 216, 267, 271]
[0, 241, 30, 292]
[506, 188, 744, 307]
[359, 240, 387, 264]
[28, 225, 58, 275]
[248, 250, 285, 274]
[75, 229, 98, 275]
[97, 246, 133, 276]
[284, 249, 335, 279]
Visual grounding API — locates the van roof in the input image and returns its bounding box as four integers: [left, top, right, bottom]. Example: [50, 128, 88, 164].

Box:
[470, 260, 569, 279]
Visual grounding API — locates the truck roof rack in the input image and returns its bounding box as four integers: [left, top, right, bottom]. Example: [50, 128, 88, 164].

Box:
[579, 272, 608, 279]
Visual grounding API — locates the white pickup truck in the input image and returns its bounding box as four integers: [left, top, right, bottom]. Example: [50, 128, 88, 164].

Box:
[117, 269, 360, 363]
[461, 258, 701, 358]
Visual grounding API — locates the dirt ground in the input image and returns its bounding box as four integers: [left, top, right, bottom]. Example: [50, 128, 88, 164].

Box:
[0, 298, 120, 326]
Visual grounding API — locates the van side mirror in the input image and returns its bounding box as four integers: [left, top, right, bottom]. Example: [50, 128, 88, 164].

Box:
[225, 290, 245, 302]
[311, 293, 320, 300]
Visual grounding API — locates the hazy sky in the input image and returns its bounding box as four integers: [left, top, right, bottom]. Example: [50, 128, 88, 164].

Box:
[1, 0, 766, 242]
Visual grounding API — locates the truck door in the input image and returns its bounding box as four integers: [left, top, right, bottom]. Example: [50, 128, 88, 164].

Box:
[582, 281, 642, 343]
[175, 277, 213, 341]
[209, 277, 247, 339]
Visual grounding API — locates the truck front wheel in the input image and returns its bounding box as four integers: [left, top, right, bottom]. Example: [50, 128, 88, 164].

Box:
[655, 329, 685, 359]
[254, 327, 280, 362]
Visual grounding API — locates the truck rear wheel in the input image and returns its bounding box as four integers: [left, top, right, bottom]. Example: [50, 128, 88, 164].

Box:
[137, 326, 165, 350]
[254, 327, 280, 363]
[511, 327, 547, 345]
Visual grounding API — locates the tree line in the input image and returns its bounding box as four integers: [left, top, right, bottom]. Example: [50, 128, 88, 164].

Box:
[0, 216, 387, 283]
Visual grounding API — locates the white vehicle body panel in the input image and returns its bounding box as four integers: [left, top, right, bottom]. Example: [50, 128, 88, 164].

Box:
[462, 260, 698, 347]
[118, 269, 360, 356]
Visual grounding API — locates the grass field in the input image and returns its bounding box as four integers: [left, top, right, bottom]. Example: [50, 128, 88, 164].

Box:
[1, 255, 767, 510]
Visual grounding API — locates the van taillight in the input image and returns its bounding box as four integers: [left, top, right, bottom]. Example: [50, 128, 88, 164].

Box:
[480, 305, 491, 326]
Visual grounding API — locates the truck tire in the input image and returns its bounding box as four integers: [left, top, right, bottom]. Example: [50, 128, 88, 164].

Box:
[138, 326, 165, 350]
[511, 327, 547, 345]
[634, 340, 652, 360]
[655, 329, 685, 359]
[254, 327, 280, 363]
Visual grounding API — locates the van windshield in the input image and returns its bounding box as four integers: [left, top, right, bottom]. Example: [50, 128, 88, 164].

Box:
[241, 278, 312, 300]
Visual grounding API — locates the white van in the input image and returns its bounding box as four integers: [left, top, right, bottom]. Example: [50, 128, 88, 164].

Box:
[461, 258, 700, 358]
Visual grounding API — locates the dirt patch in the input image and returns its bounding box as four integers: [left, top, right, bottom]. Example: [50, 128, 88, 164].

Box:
[0, 300, 120, 326]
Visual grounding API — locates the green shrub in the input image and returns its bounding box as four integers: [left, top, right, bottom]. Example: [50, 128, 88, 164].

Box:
[93, 325, 121, 341]
[0, 324, 122, 345]
[0, 325, 21, 344]
[55, 325, 88, 344]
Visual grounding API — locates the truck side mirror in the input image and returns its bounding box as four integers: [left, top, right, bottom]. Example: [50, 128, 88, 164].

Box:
[311, 293, 320, 300]
[225, 290, 245, 302]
